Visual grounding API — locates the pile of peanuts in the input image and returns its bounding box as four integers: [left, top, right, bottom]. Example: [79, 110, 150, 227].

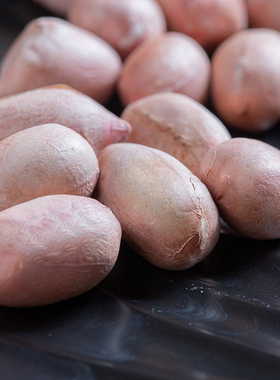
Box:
[0, 0, 279, 307]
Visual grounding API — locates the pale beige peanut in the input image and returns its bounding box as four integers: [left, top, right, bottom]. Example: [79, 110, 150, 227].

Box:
[121, 92, 231, 178]
[0, 17, 122, 104]
[200, 138, 280, 239]
[0, 123, 99, 211]
[0, 85, 131, 156]
[211, 28, 280, 132]
[68, 0, 167, 59]
[0, 195, 121, 307]
[95, 143, 220, 270]
[156, 0, 248, 52]
[118, 32, 211, 106]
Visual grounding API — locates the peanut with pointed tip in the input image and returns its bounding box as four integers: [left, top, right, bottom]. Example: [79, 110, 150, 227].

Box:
[95, 143, 220, 270]
[0, 195, 122, 307]
[0, 85, 131, 156]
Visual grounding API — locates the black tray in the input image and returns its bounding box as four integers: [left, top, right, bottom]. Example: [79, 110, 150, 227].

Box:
[1, 1, 280, 379]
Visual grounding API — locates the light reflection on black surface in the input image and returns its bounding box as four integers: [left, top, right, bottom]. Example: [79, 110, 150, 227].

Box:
[1, 235, 280, 379]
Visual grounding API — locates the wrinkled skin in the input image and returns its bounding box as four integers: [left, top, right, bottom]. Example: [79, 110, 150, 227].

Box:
[0, 17, 122, 104]
[68, 0, 166, 59]
[121, 92, 231, 178]
[247, 0, 280, 32]
[0, 123, 99, 211]
[95, 143, 220, 270]
[0, 195, 122, 307]
[118, 32, 211, 106]
[211, 28, 280, 132]
[200, 138, 280, 239]
[156, 0, 248, 52]
[0, 85, 131, 156]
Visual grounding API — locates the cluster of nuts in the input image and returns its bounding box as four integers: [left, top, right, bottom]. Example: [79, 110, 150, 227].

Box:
[0, 0, 279, 307]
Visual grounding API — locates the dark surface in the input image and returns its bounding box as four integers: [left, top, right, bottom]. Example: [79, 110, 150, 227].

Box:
[1, 1, 280, 379]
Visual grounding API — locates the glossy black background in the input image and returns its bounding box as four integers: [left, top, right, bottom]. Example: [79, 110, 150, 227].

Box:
[0, 1, 280, 379]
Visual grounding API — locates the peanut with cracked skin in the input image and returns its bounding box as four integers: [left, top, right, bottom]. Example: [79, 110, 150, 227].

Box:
[200, 138, 280, 239]
[0, 195, 122, 307]
[0, 123, 99, 212]
[0, 85, 131, 156]
[94, 143, 220, 270]
[121, 92, 231, 178]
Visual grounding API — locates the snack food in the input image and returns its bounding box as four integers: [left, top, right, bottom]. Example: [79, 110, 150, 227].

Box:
[211, 28, 280, 132]
[0, 195, 121, 307]
[68, 0, 167, 59]
[0, 17, 122, 104]
[95, 143, 220, 270]
[200, 138, 280, 239]
[0, 123, 99, 211]
[118, 32, 211, 106]
[121, 92, 231, 178]
[156, 0, 248, 52]
[0, 85, 131, 155]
